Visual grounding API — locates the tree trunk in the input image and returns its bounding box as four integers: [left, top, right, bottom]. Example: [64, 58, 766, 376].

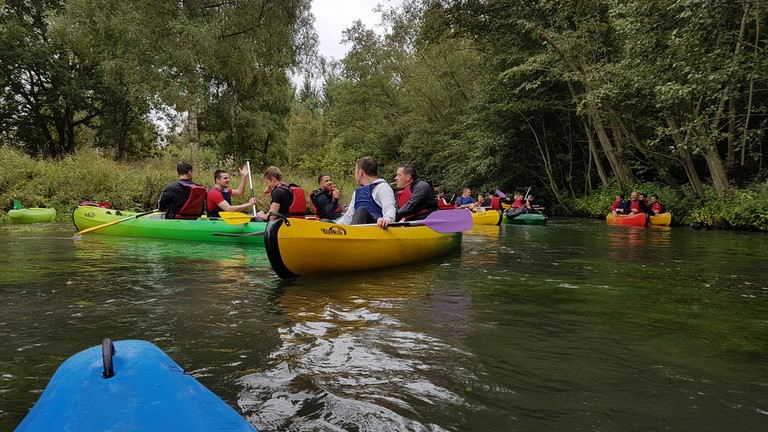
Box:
[612, 113, 680, 189]
[666, 116, 705, 198]
[588, 102, 634, 187]
[702, 145, 731, 195]
[727, 3, 752, 175]
[541, 31, 633, 188]
[187, 101, 199, 164]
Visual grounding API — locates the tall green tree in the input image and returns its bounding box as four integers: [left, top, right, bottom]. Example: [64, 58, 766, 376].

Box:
[0, 0, 110, 157]
[56, 0, 315, 164]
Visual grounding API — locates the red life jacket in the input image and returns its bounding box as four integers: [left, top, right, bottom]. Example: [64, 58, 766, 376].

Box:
[512, 198, 524, 209]
[176, 181, 206, 219]
[276, 183, 307, 218]
[490, 197, 501, 210]
[438, 200, 454, 210]
[397, 183, 430, 221]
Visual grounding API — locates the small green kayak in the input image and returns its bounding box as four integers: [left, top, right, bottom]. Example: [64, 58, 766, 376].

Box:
[72, 205, 267, 244]
[8, 202, 56, 224]
[504, 212, 548, 225]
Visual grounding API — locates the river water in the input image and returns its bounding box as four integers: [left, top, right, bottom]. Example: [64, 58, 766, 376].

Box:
[1, 218, 767, 431]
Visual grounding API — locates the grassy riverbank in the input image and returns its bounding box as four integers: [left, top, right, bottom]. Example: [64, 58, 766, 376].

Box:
[571, 183, 768, 231]
[0, 147, 357, 222]
[3, 147, 768, 231]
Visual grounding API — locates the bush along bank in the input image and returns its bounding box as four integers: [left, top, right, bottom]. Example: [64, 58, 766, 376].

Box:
[571, 183, 768, 232]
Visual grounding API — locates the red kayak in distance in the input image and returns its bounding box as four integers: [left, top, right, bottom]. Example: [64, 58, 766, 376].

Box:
[605, 213, 649, 227]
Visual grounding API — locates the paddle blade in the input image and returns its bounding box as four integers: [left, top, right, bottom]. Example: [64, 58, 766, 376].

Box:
[417, 209, 473, 233]
[494, 189, 507, 198]
[219, 211, 252, 224]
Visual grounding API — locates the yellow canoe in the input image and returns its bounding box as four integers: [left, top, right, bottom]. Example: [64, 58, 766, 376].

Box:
[471, 209, 503, 226]
[264, 217, 462, 278]
[650, 212, 672, 226]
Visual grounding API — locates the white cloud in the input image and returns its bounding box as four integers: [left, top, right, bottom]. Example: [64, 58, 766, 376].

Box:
[312, 0, 401, 60]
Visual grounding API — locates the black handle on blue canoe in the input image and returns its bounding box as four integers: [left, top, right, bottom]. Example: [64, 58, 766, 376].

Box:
[102, 338, 115, 378]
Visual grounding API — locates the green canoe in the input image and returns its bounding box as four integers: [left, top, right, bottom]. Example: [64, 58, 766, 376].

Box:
[72, 205, 267, 244]
[9, 207, 57, 224]
[504, 212, 548, 225]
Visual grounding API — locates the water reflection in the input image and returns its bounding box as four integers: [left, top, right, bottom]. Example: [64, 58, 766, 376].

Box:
[239, 268, 477, 431]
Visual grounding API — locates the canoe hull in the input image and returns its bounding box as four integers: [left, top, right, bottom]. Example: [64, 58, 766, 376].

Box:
[73, 205, 267, 244]
[15, 340, 257, 432]
[8, 208, 56, 224]
[605, 213, 649, 227]
[472, 209, 503, 226]
[264, 218, 462, 278]
[650, 213, 672, 226]
[504, 213, 548, 225]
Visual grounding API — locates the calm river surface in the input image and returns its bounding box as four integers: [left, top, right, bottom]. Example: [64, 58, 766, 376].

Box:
[1, 218, 767, 431]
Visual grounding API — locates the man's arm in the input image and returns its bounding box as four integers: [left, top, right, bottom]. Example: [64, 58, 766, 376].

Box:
[374, 182, 396, 223]
[231, 166, 249, 198]
[337, 192, 356, 225]
[157, 184, 174, 211]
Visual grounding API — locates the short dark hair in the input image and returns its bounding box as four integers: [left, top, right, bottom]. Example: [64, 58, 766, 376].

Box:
[317, 174, 330, 184]
[177, 162, 193, 175]
[398, 164, 418, 181]
[651, 194, 659, 199]
[214, 170, 228, 181]
[357, 157, 378, 176]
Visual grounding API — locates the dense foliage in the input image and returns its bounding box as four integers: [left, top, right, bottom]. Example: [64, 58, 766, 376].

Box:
[2, 0, 767, 229]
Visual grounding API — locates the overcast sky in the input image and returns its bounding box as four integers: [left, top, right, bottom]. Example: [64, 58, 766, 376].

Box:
[311, 0, 402, 60]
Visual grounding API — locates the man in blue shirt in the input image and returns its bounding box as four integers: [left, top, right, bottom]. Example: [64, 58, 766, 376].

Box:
[455, 188, 475, 209]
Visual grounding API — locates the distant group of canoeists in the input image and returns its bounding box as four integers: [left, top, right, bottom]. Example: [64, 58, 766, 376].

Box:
[610, 191, 664, 216]
[437, 187, 544, 220]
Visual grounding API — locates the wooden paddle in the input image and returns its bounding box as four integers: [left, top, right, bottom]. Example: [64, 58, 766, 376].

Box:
[374, 209, 473, 233]
[76, 209, 159, 235]
[219, 211, 252, 224]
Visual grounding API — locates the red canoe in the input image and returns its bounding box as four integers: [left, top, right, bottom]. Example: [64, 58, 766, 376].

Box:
[605, 213, 649, 227]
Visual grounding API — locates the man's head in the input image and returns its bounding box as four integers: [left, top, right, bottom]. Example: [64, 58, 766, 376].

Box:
[462, 188, 471, 197]
[263, 166, 283, 193]
[630, 191, 639, 200]
[177, 162, 193, 178]
[639, 193, 647, 201]
[355, 157, 378, 185]
[214, 170, 231, 189]
[395, 164, 417, 189]
[317, 174, 333, 191]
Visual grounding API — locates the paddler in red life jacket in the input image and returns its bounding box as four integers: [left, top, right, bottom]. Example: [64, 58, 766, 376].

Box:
[157, 161, 206, 219]
[389, 164, 437, 228]
[650, 195, 665, 214]
[627, 191, 644, 214]
[256, 166, 306, 221]
[206, 167, 257, 218]
[309, 174, 343, 221]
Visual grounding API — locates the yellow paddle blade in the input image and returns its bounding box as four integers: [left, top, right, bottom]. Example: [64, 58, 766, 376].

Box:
[219, 211, 252, 224]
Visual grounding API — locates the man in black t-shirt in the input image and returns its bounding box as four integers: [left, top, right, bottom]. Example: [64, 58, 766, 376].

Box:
[256, 166, 294, 221]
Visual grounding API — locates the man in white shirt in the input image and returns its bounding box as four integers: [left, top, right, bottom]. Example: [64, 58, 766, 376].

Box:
[337, 157, 396, 228]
